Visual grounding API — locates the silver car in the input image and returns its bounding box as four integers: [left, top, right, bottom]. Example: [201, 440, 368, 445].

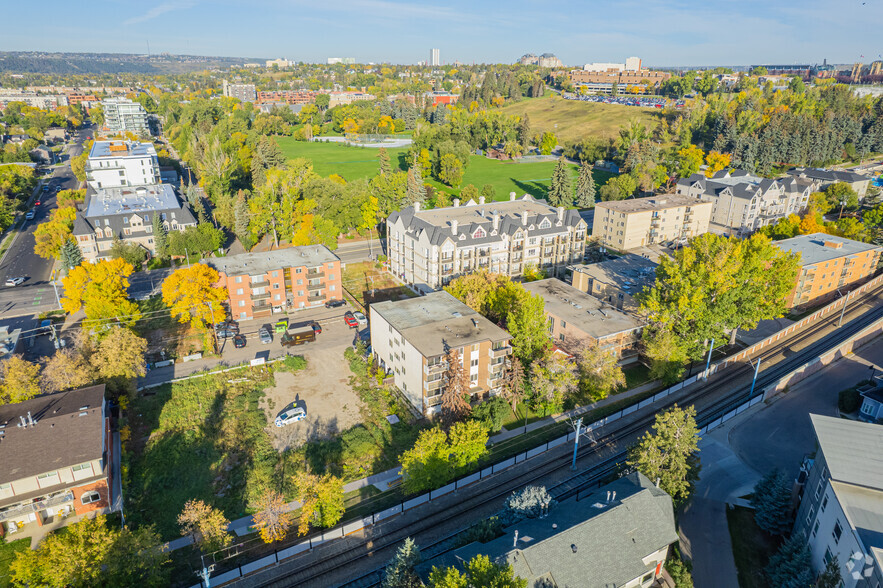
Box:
[275, 407, 306, 427]
[259, 327, 272, 344]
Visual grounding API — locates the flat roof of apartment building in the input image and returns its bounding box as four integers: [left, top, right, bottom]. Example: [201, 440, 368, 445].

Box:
[774, 233, 881, 267]
[203, 245, 340, 276]
[371, 291, 510, 358]
[89, 140, 156, 159]
[84, 183, 179, 217]
[522, 279, 644, 339]
[572, 254, 658, 293]
[596, 194, 709, 214]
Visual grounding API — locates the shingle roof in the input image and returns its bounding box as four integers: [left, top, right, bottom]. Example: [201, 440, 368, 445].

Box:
[420, 472, 677, 587]
[788, 167, 867, 185]
[811, 414, 883, 490]
[774, 233, 880, 267]
[679, 170, 812, 201]
[0, 386, 106, 487]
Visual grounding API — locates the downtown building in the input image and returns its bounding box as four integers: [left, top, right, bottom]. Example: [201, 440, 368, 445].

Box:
[386, 195, 588, 293]
[100, 97, 149, 135]
[222, 80, 257, 103]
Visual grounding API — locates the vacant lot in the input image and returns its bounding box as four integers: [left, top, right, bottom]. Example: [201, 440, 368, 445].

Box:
[343, 261, 416, 307]
[500, 95, 662, 145]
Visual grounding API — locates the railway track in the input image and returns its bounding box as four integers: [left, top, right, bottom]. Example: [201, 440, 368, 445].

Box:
[237, 286, 883, 588]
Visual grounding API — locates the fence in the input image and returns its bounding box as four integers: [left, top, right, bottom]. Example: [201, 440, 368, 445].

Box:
[190, 277, 883, 587]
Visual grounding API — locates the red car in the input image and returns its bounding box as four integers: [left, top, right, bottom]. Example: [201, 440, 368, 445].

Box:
[344, 312, 358, 328]
[34, 200, 41, 206]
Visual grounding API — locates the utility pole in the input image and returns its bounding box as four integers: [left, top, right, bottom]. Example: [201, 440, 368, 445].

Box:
[748, 357, 762, 398]
[206, 302, 219, 353]
[703, 338, 715, 380]
[570, 416, 583, 470]
[838, 290, 849, 327]
[195, 556, 215, 588]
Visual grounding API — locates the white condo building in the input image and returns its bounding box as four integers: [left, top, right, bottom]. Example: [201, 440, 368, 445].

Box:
[100, 97, 149, 135]
[85, 141, 161, 190]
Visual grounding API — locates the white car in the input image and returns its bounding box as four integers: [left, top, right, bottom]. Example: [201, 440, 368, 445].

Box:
[25, 211, 35, 220]
[353, 311, 368, 325]
[275, 407, 306, 427]
[5, 277, 24, 287]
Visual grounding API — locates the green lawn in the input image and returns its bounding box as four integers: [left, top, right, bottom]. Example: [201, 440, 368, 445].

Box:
[622, 362, 654, 390]
[0, 538, 29, 588]
[726, 505, 782, 588]
[274, 137, 613, 202]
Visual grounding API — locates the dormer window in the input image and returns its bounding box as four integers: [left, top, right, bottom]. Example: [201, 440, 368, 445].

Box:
[123, 217, 128, 224]
[473, 227, 486, 239]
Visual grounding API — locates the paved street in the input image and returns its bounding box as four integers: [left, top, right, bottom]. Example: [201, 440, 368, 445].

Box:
[335, 237, 386, 264]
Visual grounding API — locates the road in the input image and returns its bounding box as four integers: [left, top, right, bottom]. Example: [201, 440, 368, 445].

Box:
[0, 127, 92, 319]
[336, 237, 386, 265]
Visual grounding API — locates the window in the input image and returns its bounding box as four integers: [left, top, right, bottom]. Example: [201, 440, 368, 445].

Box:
[235, 276, 243, 283]
[561, 320, 567, 329]
[330, 285, 336, 291]
[821, 495, 828, 512]
[471, 359, 478, 367]
[824, 547, 834, 565]
[272, 271, 278, 277]
[806, 506, 815, 526]
[328, 274, 334, 280]
[238, 300, 245, 307]
[274, 294, 281, 301]
[862, 401, 876, 415]
[240, 312, 247, 319]
[296, 268, 302, 273]
[81, 491, 101, 505]
[237, 288, 244, 295]
[815, 479, 824, 500]
[833, 520, 843, 544]
[37, 471, 59, 487]
[298, 290, 304, 296]
[812, 519, 821, 538]
[122, 217, 128, 224]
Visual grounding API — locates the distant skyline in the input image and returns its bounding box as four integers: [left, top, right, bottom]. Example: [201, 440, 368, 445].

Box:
[4, 0, 883, 67]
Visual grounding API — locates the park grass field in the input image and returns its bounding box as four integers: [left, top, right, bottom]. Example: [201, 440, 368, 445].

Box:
[499, 95, 662, 145]
[275, 137, 613, 202]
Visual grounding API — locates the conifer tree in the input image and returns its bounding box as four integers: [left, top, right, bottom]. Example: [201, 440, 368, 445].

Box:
[152, 213, 168, 259]
[764, 534, 813, 587]
[575, 163, 596, 208]
[60, 237, 84, 270]
[379, 147, 391, 175]
[382, 537, 422, 588]
[751, 469, 793, 535]
[547, 157, 573, 207]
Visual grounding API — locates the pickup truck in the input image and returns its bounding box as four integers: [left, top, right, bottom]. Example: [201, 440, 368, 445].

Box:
[281, 325, 316, 347]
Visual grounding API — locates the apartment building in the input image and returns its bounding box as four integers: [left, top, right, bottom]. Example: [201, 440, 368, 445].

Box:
[256, 90, 317, 105]
[0, 91, 67, 110]
[522, 279, 644, 355]
[222, 80, 257, 103]
[204, 246, 343, 321]
[0, 386, 114, 539]
[675, 170, 815, 235]
[369, 291, 512, 416]
[85, 141, 161, 190]
[387, 194, 588, 293]
[570, 254, 658, 312]
[593, 195, 712, 251]
[787, 167, 871, 199]
[775, 233, 881, 310]
[100, 97, 149, 135]
[793, 415, 883, 588]
[73, 184, 197, 263]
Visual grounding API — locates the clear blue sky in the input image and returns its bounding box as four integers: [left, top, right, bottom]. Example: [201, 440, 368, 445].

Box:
[6, 0, 882, 66]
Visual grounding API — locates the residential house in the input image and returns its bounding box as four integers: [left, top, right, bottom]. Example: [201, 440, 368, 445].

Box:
[793, 415, 883, 588]
[387, 194, 587, 293]
[788, 167, 871, 200]
[369, 291, 512, 416]
[420, 472, 678, 588]
[675, 170, 815, 235]
[858, 376, 883, 423]
[29, 145, 54, 165]
[44, 128, 67, 142]
[100, 97, 149, 135]
[774, 233, 881, 310]
[0, 386, 114, 539]
[72, 184, 197, 263]
[85, 141, 161, 190]
[204, 246, 343, 321]
[570, 254, 658, 312]
[522, 278, 644, 355]
[593, 195, 712, 251]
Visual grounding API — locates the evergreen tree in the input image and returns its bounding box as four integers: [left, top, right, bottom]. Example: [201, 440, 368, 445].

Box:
[233, 190, 251, 245]
[251, 136, 286, 187]
[406, 166, 426, 204]
[379, 147, 391, 175]
[547, 157, 573, 207]
[518, 114, 531, 148]
[764, 534, 814, 588]
[816, 556, 841, 588]
[152, 213, 168, 259]
[750, 469, 793, 535]
[381, 537, 422, 588]
[59, 237, 83, 270]
[575, 163, 596, 208]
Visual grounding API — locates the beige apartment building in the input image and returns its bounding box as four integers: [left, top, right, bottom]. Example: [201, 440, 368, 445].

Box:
[570, 253, 658, 311]
[593, 195, 712, 251]
[369, 291, 512, 416]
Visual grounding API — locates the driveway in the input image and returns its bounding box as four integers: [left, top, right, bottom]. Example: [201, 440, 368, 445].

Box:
[262, 318, 363, 451]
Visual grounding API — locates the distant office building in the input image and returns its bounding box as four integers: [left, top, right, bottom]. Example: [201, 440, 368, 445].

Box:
[593, 195, 712, 251]
[787, 167, 871, 200]
[518, 53, 563, 68]
[570, 254, 659, 312]
[256, 90, 317, 105]
[430, 48, 441, 67]
[100, 97, 149, 135]
[560, 57, 668, 94]
[752, 64, 811, 76]
[582, 57, 642, 72]
[222, 80, 257, 103]
[85, 141, 161, 190]
[425, 91, 458, 106]
[265, 58, 290, 68]
[327, 91, 375, 108]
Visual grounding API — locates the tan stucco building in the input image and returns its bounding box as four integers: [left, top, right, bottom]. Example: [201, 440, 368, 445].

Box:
[593, 195, 712, 251]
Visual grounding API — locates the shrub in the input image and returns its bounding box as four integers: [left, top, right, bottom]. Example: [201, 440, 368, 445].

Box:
[276, 354, 307, 372]
[839, 386, 863, 413]
[471, 396, 510, 432]
[502, 485, 556, 525]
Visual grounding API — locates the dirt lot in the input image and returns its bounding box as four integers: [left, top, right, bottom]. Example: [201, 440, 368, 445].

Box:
[261, 318, 364, 451]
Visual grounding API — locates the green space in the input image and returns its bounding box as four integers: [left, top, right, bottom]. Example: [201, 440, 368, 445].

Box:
[275, 137, 613, 203]
[342, 261, 417, 308]
[726, 505, 782, 588]
[0, 538, 29, 588]
[622, 362, 654, 390]
[499, 95, 663, 145]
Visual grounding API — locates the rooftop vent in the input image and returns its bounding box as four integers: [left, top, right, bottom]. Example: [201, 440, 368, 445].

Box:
[452, 312, 462, 318]
[571, 544, 578, 553]
[823, 240, 843, 249]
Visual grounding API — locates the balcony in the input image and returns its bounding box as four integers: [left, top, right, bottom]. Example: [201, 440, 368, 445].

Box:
[0, 491, 75, 522]
[307, 281, 324, 291]
[425, 362, 447, 375]
[425, 379, 444, 392]
[306, 268, 324, 278]
[250, 280, 270, 289]
[252, 292, 271, 301]
[489, 346, 511, 358]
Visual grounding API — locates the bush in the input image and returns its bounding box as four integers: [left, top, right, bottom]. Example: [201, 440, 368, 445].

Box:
[471, 396, 510, 432]
[276, 354, 307, 372]
[666, 545, 694, 588]
[454, 516, 504, 548]
[502, 485, 556, 525]
[839, 385, 864, 413]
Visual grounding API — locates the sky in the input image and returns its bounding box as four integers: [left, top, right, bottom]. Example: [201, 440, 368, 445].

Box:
[4, 0, 883, 67]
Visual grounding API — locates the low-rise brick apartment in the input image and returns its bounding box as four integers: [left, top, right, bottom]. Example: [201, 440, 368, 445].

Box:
[774, 233, 881, 309]
[204, 246, 343, 321]
[593, 195, 712, 251]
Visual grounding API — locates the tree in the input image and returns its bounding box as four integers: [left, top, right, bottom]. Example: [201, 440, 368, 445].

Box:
[538, 131, 558, 155]
[406, 165, 427, 204]
[704, 151, 731, 177]
[70, 151, 89, 182]
[0, 356, 41, 404]
[642, 327, 689, 385]
[41, 348, 94, 393]
[750, 469, 793, 535]
[627, 405, 701, 505]
[60, 237, 84, 270]
[251, 136, 285, 187]
[293, 472, 345, 535]
[528, 352, 577, 415]
[480, 184, 496, 202]
[152, 212, 169, 258]
[575, 163, 596, 208]
[399, 422, 488, 495]
[599, 174, 637, 201]
[676, 145, 704, 179]
[517, 113, 531, 148]
[379, 147, 392, 175]
[764, 534, 814, 588]
[574, 342, 625, 403]
[161, 264, 228, 329]
[428, 555, 526, 588]
[440, 347, 472, 426]
[34, 205, 76, 259]
[459, 183, 479, 203]
[816, 556, 841, 588]
[808, 192, 832, 215]
[825, 182, 859, 213]
[167, 223, 224, 257]
[62, 258, 142, 328]
[508, 292, 549, 363]
[109, 236, 148, 268]
[253, 490, 293, 544]
[665, 546, 694, 588]
[439, 153, 464, 188]
[382, 537, 422, 588]
[500, 356, 526, 414]
[90, 326, 147, 382]
[547, 157, 573, 207]
[471, 396, 510, 432]
[178, 499, 232, 552]
[504, 485, 555, 523]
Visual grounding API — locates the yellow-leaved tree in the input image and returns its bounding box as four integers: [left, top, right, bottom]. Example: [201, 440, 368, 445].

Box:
[61, 258, 141, 328]
[0, 356, 41, 405]
[253, 490, 293, 544]
[161, 264, 228, 329]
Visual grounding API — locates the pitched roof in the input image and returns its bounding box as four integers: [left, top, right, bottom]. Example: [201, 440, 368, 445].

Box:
[788, 167, 868, 184]
[811, 414, 883, 490]
[0, 386, 106, 486]
[421, 472, 677, 587]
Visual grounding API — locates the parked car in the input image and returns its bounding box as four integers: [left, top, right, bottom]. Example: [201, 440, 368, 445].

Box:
[41, 185, 49, 192]
[325, 299, 346, 309]
[353, 311, 367, 326]
[310, 321, 322, 335]
[275, 407, 306, 427]
[233, 334, 247, 348]
[34, 199, 41, 206]
[344, 311, 358, 328]
[216, 320, 239, 332]
[259, 327, 273, 344]
[5, 277, 25, 287]
[25, 211, 35, 220]
[274, 318, 289, 333]
[216, 329, 237, 339]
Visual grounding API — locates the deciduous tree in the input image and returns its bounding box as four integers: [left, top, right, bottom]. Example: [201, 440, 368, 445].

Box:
[34, 205, 76, 259]
[161, 264, 228, 329]
[61, 258, 141, 328]
[676, 145, 704, 179]
[253, 490, 293, 544]
[642, 327, 689, 385]
[41, 348, 94, 393]
[439, 153, 464, 188]
[500, 356, 526, 414]
[177, 499, 232, 552]
[507, 292, 549, 363]
[428, 554, 526, 588]
[90, 326, 147, 382]
[293, 473, 345, 535]
[574, 342, 625, 403]
[528, 352, 577, 415]
[0, 356, 41, 404]
[704, 150, 731, 177]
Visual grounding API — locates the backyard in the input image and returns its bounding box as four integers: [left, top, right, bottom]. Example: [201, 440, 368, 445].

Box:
[726, 505, 782, 588]
[0, 538, 29, 588]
